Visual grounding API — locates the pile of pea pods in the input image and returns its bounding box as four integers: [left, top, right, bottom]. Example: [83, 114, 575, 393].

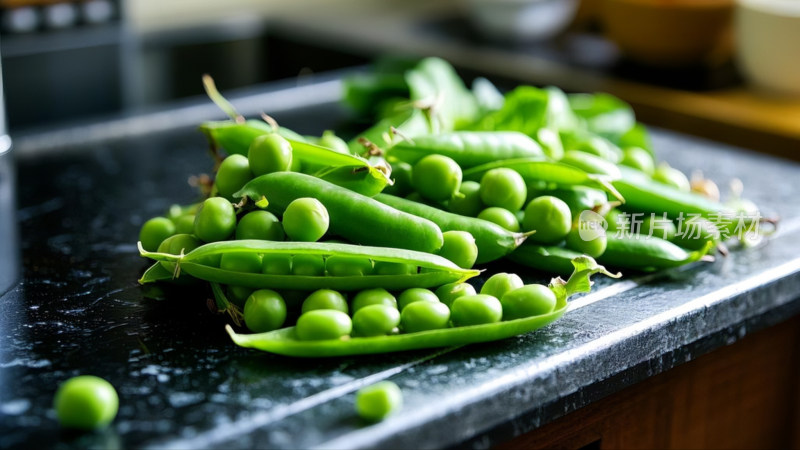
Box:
[138, 58, 767, 357]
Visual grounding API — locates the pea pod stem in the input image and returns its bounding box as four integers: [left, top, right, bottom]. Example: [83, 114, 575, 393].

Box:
[225, 255, 618, 357]
[235, 172, 444, 253]
[210, 282, 243, 326]
[138, 240, 478, 291]
[375, 193, 530, 264]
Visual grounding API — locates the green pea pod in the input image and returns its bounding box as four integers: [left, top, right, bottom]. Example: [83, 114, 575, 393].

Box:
[200, 120, 305, 155]
[559, 150, 622, 178]
[202, 122, 393, 196]
[225, 255, 618, 357]
[463, 158, 624, 203]
[139, 262, 175, 284]
[507, 244, 585, 276]
[235, 172, 443, 253]
[612, 167, 730, 221]
[289, 140, 393, 197]
[139, 240, 478, 291]
[598, 234, 714, 271]
[527, 186, 609, 217]
[387, 131, 543, 169]
[348, 108, 431, 154]
[375, 193, 529, 264]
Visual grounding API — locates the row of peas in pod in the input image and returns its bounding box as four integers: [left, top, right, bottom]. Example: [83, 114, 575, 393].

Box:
[137, 57, 768, 357]
[242, 272, 557, 339]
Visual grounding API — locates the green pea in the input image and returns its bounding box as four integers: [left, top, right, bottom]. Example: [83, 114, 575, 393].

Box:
[397, 288, 440, 311]
[448, 181, 483, 217]
[620, 147, 655, 175]
[565, 214, 608, 258]
[235, 210, 285, 241]
[318, 130, 350, 154]
[437, 231, 478, 269]
[434, 282, 477, 307]
[382, 161, 414, 197]
[451, 294, 502, 326]
[215, 154, 252, 200]
[412, 154, 462, 202]
[477, 207, 520, 232]
[220, 252, 263, 274]
[291, 254, 325, 276]
[373, 261, 417, 276]
[248, 134, 293, 176]
[194, 197, 237, 242]
[355, 381, 402, 422]
[653, 163, 690, 192]
[352, 288, 398, 313]
[226, 285, 254, 307]
[565, 226, 607, 258]
[479, 168, 527, 212]
[54, 375, 118, 430]
[301, 289, 349, 314]
[522, 196, 572, 244]
[261, 253, 292, 275]
[295, 310, 352, 340]
[500, 284, 556, 319]
[400, 301, 450, 333]
[243, 289, 287, 332]
[352, 304, 401, 337]
[282, 197, 330, 242]
[326, 255, 373, 277]
[156, 233, 202, 274]
[640, 215, 677, 241]
[174, 214, 195, 235]
[139, 217, 176, 252]
[480, 272, 524, 299]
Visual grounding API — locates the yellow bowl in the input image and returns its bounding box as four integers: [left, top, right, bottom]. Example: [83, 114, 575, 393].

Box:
[600, 0, 734, 67]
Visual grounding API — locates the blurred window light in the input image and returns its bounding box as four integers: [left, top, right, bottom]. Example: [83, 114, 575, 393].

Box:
[42, 2, 78, 29]
[82, 0, 114, 25]
[3, 7, 39, 33]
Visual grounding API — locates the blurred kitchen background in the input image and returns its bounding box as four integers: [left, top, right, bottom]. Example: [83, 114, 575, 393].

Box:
[1, 0, 798, 156]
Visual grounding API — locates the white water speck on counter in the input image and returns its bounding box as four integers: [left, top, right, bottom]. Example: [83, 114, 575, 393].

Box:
[0, 399, 31, 415]
[168, 392, 205, 408]
[0, 358, 51, 369]
[426, 364, 449, 376]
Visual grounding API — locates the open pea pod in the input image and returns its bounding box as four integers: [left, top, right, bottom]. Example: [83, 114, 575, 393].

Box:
[463, 158, 624, 203]
[139, 262, 174, 284]
[290, 140, 393, 197]
[139, 240, 478, 291]
[348, 107, 431, 154]
[200, 120, 306, 155]
[201, 121, 392, 196]
[226, 256, 619, 357]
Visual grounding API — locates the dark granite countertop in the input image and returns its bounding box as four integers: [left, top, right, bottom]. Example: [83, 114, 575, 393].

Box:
[1, 75, 800, 449]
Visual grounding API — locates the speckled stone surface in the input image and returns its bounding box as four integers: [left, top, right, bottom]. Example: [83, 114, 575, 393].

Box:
[1, 79, 799, 449]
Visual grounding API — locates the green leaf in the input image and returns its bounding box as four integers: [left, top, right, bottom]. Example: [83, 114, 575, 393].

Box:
[568, 92, 636, 142]
[406, 57, 480, 131]
[549, 255, 622, 304]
